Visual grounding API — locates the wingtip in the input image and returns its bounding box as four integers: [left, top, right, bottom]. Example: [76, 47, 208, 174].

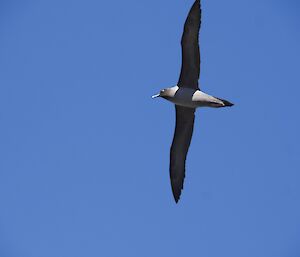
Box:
[171, 185, 182, 204]
[173, 195, 180, 204]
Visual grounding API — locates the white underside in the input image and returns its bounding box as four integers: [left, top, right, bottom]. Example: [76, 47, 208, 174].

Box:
[167, 86, 224, 108]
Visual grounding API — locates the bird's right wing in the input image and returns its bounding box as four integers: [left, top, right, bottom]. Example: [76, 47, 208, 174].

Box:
[170, 105, 195, 203]
[177, 0, 201, 90]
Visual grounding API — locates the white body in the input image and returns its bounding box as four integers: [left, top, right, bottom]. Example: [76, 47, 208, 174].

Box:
[162, 86, 225, 108]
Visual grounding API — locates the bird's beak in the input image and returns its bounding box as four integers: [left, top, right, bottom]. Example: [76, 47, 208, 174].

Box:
[151, 94, 160, 99]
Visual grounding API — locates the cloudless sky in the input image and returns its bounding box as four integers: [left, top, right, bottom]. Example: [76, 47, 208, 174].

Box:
[1, 0, 300, 256]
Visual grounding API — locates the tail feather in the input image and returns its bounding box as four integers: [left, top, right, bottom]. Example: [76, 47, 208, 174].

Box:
[216, 97, 234, 107]
[222, 99, 234, 107]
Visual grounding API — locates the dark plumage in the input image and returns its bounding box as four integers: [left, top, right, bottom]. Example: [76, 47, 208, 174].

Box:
[177, 0, 201, 90]
[152, 0, 234, 203]
[170, 106, 195, 203]
[170, 0, 201, 203]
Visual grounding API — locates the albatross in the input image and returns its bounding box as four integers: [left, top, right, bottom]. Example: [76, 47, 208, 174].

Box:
[152, 0, 234, 203]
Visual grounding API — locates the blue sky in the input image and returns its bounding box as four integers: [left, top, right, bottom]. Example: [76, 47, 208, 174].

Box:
[0, 0, 300, 256]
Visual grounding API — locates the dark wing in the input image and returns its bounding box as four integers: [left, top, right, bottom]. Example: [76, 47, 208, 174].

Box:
[170, 106, 195, 203]
[177, 0, 201, 90]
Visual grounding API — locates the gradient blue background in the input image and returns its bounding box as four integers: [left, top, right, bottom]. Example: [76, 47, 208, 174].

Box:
[1, 0, 300, 256]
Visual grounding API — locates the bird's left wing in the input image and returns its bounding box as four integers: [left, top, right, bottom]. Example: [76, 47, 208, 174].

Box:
[177, 0, 201, 90]
[170, 105, 195, 203]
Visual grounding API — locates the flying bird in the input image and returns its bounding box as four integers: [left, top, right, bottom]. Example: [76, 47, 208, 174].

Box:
[152, 0, 234, 203]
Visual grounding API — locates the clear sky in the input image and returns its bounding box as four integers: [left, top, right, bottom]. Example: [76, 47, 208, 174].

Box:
[0, 0, 300, 256]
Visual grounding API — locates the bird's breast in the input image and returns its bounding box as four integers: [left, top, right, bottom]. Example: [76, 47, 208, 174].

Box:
[167, 88, 222, 108]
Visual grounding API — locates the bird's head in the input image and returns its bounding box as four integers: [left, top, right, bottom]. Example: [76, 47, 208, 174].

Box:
[152, 86, 178, 99]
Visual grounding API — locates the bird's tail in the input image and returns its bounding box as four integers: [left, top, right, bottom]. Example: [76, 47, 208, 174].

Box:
[216, 97, 234, 107]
